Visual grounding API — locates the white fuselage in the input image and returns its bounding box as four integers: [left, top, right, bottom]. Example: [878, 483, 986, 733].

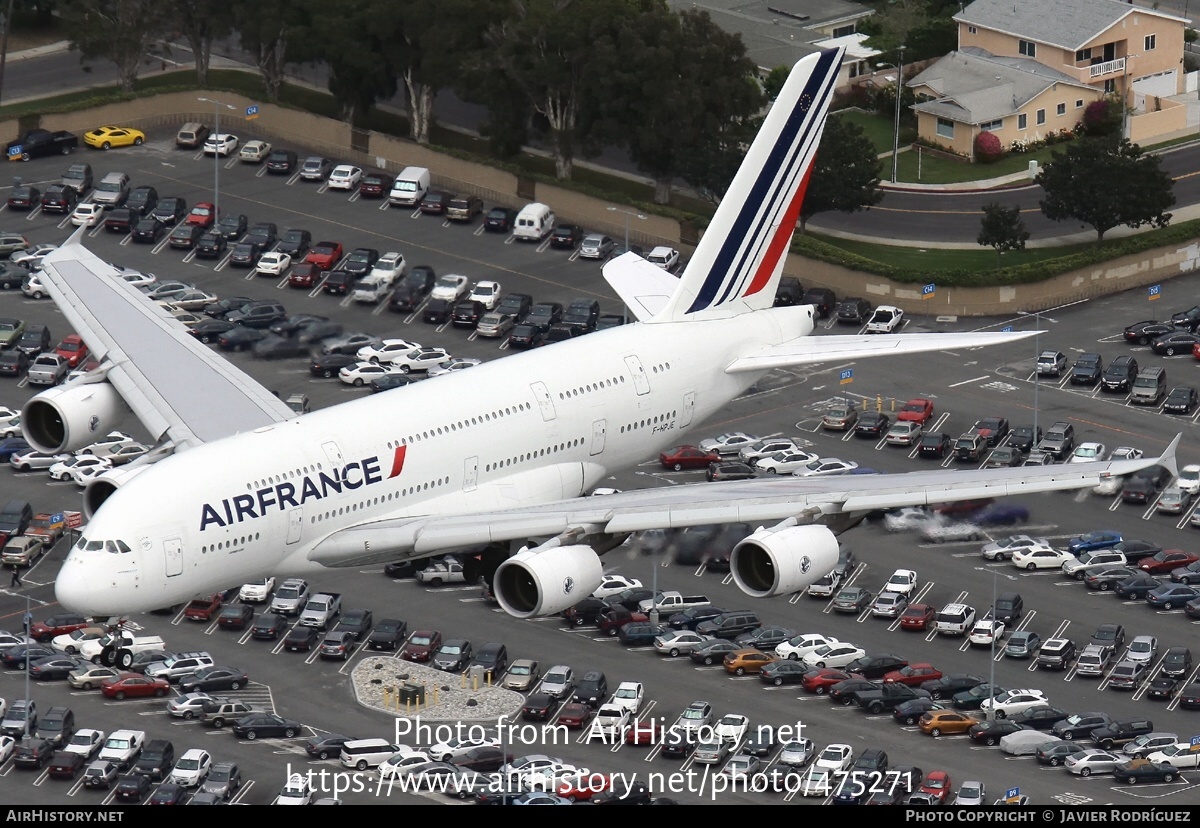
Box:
[55, 307, 814, 616]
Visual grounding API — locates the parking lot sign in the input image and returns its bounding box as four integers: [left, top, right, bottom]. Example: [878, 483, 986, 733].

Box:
[7, 145, 21, 159]
[1006, 787, 1020, 803]
[922, 283, 936, 299]
[1149, 284, 1161, 300]
[245, 104, 259, 120]
[839, 369, 853, 385]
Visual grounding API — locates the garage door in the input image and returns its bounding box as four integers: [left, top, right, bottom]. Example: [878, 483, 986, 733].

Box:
[1133, 69, 1178, 107]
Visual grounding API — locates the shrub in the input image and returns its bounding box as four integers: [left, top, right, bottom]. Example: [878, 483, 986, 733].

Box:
[974, 130, 1003, 163]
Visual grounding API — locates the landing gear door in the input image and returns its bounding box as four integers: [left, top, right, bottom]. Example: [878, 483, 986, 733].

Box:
[164, 537, 183, 577]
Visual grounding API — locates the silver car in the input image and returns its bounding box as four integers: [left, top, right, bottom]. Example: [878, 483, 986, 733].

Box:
[578, 234, 614, 260]
[777, 739, 815, 767]
[653, 630, 711, 657]
[539, 665, 574, 700]
[870, 591, 908, 618]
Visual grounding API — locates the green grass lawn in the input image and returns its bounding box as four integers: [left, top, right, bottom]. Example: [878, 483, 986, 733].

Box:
[833, 110, 898, 155]
[807, 233, 1098, 272]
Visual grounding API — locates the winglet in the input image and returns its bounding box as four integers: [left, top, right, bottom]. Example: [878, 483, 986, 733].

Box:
[1158, 433, 1181, 479]
[64, 223, 88, 248]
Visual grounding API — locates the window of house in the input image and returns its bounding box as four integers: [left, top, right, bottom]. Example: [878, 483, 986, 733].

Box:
[1056, 103, 1066, 116]
[968, 25, 977, 34]
[980, 119, 1002, 131]
[1034, 109, 1045, 125]
[832, 24, 855, 37]
[936, 118, 954, 138]
[1145, 34, 1156, 51]
[1076, 48, 1091, 62]
[1076, 99, 1084, 108]
[1104, 79, 1116, 93]
[1019, 40, 1036, 57]
[1018, 113, 1027, 130]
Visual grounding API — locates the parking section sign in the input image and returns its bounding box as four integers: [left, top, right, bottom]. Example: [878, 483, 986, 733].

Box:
[1149, 284, 1161, 301]
[245, 104, 259, 120]
[839, 369, 853, 386]
[922, 283, 936, 300]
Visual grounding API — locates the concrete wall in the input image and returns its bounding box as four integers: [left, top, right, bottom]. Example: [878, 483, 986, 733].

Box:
[1128, 97, 1188, 144]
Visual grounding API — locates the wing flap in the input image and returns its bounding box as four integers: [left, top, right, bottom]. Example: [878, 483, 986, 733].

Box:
[726, 331, 1037, 373]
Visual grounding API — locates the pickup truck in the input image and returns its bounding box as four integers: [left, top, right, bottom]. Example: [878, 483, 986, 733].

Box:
[854, 682, 929, 714]
[98, 729, 145, 771]
[25, 512, 66, 545]
[82, 631, 167, 667]
[298, 592, 342, 629]
[6, 129, 78, 162]
[270, 578, 311, 615]
[637, 591, 711, 615]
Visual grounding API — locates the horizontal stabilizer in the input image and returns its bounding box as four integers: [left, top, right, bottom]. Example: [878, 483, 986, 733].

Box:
[726, 331, 1036, 373]
[602, 252, 680, 322]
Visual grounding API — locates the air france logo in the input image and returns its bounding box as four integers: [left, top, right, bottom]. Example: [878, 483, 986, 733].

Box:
[800, 555, 811, 575]
[199, 447, 406, 531]
[563, 577, 575, 596]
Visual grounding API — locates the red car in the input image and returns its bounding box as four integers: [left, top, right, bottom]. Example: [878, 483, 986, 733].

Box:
[54, 334, 89, 368]
[801, 668, 853, 694]
[558, 773, 612, 802]
[287, 262, 322, 288]
[896, 398, 934, 424]
[659, 445, 720, 471]
[918, 770, 952, 804]
[101, 672, 170, 700]
[1141, 549, 1200, 574]
[557, 702, 594, 729]
[883, 663, 943, 687]
[899, 604, 935, 631]
[30, 613, 91, 642]
[304, 241, 343, 271]
[183, 593, 224, 621]
[400, 629, 442, 662]
[624, 720, 661, 746]
[185, 202, 216, 228]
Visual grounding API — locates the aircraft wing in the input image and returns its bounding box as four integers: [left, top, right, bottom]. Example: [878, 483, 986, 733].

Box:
[309, 435, 1179, 566]
[726, 331, 1037, 373]
[37, 233, 294, 449]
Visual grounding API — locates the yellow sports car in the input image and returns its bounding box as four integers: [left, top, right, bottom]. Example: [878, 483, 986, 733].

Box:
[83, 126, 145, 150]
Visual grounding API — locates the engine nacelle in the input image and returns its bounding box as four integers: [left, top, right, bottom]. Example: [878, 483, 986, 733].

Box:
[731, 525, 840, 598]
[84, 465, 150, 520]
[494, 543, 604, 619]
[21, 381, 124, 454]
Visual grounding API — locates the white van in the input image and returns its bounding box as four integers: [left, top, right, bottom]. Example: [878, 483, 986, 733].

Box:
[340, 738, 402, 770]
[513, 202, 555, 242]
[389, 166, 430, 206]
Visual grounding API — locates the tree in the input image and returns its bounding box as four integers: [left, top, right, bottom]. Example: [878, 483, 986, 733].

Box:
[762, 66, 789, 101]
[297, 0, 396, 124]
[234, 0, 307, 103]
[59, 0, 169, 92]
[1037, 136, 1174, 241]
[799, 115, 883, 231]
[977, 202, 1029, 265]
[176, 0, 236, 87]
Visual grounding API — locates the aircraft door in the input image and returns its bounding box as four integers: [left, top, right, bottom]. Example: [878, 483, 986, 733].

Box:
[286, 509, 303, 544]
[590, 420, 606, 455]
[464, 456, 479, 491]
[321, 441, 344, 467]
[164, 537, 183, 577]
[624, 356, 650, 395]
[530, 382, 556, 422]
[681, 391, 696, 427]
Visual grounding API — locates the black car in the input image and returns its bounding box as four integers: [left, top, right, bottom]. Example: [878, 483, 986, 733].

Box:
[1121, 465, 1172, 503]
[836, 297, 872, 324]
[114, 773, 153, 802]
[216, 603, 254, 630]
[1071, 353, 1104, 385]
[29, 655, 85, 681]
[367, 618, 407, 651]
[150, 197, 187, 225]
[334, 609, 373, 640]
[952, 683, 1005, 710]
[271, 313, 328, 337]
[1163, 386, 1199, 414]
[917, 432, 952, 459]
[921, 673, 986, 700]
[232, 713, 302, 740]
[7, 185, 40, 210]
[451, 299, 486, 328]
[667, 605, 726, 631]
[829, 678, 877, 706]
[130, 217, 164, 243]
[228, 242, 263, 268]
[310, 353, 357, 378]
[369, 374, 418, 393]
[420, 191, 450, 214]
[0, 349, 30, 377]
[1113, 539, 1163, 562]
[1008, 706, 1069, 730]
[1009, 425, 1042, 453]
[550, 224, 584, 249]
[1171, 305, 1200, 331]
[246, 222, 278, 250]
[194, 232, 227, 259]
[13, 737, 54, 768]
[0, 263, 30, 290]
[1037, 742, 1088, 767]
[484, 207, 517, 232]
[40, 184, 78, 214]
[1124, 320, 1174, 345]
[526, 302, 564, 330]
[388, 266, 437, 312]
[125, 186, 158, 216]
[217, 327, 268, 352]
[563, 299, 600, 332]
[969, 719, 1027, 745]
[306, 733, 354, 761]
[277, 228, 312, 257]
[706, 461, 755, 482]
[759, 660, 809, 686]
[507, 324, 546, 349]
[253, 335, 311, 361]
[265, 149, 298, 174]
[1102, 355, 1139, 391]
[283, 625, 320, 652]
[845, 654, 908, 679]
[521, 692, 556, 721]
[423, 298, 452, 324]
[358, 173, 393, 198]
[892, 698, 945, 725]
[321, 269, 356, 296]
[690, 639, 738, 666]
[215, 213, 248, 241]
[250, 613, 289, 640]
[178, 666, 248, 693]
[973, 417, 1010, 447]
[1151, 330, 1200, 356]
[1115, 574, 1161, 599]
[1145, 675, 1179, 700]
[168, 224, 204, 249]
[855, 412, 891, 438]
[619, 622, 666, 646]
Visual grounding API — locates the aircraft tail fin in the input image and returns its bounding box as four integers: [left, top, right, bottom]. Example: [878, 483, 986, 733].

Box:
[646, 47, 843, 323]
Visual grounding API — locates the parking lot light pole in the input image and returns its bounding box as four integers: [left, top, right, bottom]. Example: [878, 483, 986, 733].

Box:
[606, 206, 646, 323]
[197, 97, 237, 222]
[891, 46, 906, 184]
[987, 569, 997, 722]
[1017, 311, 1043, 441]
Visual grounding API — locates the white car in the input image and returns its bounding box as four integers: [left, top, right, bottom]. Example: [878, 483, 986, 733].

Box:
[611, 681, 644, 715]
[238, 577, 276, 603]
[1094, 447, 1144, 494]
[427, 357, 480, 377]
[63, 728, 105, 759]
[51, 626, 107, 653]
[275, 773, 314, 805]
[592, 575, 642, 600]
[49, 454, 111, 482]
[167, 692, 213, 719]
[815, 743, 854, 772]
[885, 421, 922, 445]
[883, 568, 918, 596]
[115, 269, 156, 289]
[340, 361, 402, 387]
[952, 780, 987, 805]
[71, 202, 105, 227]
[647, 246, 679, 270]
[468, 280, 501, 310]
[1070, 442, 1108, 463]
[802, 643, 865, 669]
[980, 689, 1048, 718]
[1177, 464, 1200, 495]
[883, 506, 936, 533]
[1125, 635, 1158, 665]
[203, 133, 239, 156]
[21, 272, 47, 298]
[794, 457, 858, 477]
[738, 437, 805, 463]
[170, 748, 213, 786]
[0, 415, 21, 438]
[698, 432, 759, 456]
[981, 534, 1053, 561]
[327, 165, 363, 190]
[1147, 743, 1200, 769]
[238, 140, 272, 162]
[356, 338, 422, 364]
[86, 440, 149, 465]
[968, 618, 1005, 646]
[1062, 549, 1126, 578]
[388, 347, 453, 374]
[753, 449, 818, 474]
[377, 750, 433, 780]
[592, 704, 630, 739]
[370, 252, 407, 281]
[13, 243, 57, 268]
[775, 633, 840, 661]
[430, 274, 469, 302]
[714, 713, 749, 743]
[78, 431, 135, 455]
[1011, 547, 1073, 570]
[865, 305, 904, 333]
[428, 735, 499, 762]
[1065, 749, 1122, 776]
[256, 251, 292, 275]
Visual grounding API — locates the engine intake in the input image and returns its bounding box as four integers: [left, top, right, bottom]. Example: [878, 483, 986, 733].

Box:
[731, 524, 840, 598]
[21, 381, 125, 454]
[494, 543, 603, 619]
[84, 465, 149, 519]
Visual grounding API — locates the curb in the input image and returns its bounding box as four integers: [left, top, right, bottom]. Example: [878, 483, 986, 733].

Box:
[5, 41, 71, 63]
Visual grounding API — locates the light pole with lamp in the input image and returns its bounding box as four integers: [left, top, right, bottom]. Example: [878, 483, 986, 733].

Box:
[1017, 310, 1043, 442]
[606, 206, 646, 325]
[891, 45, 906, 184]
[973, 566, 1000, 723]
[22, 597, 31, 737]
[196, 97, 237, 223]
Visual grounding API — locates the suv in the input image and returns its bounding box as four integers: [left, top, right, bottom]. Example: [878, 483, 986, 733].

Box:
[1037, 638, 1077, 670]
[125, 186, 158, 216]
[803, 287, 837, 318]
[176, 123, 210, 149]
[1036, 350, 1067, 376]
[836, 297, 872, 324]
[1071, 353, 1104, 385]
[563, 299, 600, 332]
[992, 592, 1023, 624]
[935, 603, 976, 635]
[695, 611, 761, 640]
[1074, 644, 1112, 677]
[201, 700, 257, 728]
[1037, 422, 1075, 460]
[1102, 355, 1138, 392]
[1130, 366, 1167, 405]
[34, 706, 75, 748]
[954, 433, 985, 462]
[1091, 718, 1155, 750]
[445, 195, 483, 222]
[132, 739, 175, 780]
[573, 671, 609, 707]
[1, 699, 36, 737]
[145, 652, 214, 683]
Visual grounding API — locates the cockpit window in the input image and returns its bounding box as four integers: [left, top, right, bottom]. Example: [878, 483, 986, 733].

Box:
[73, 537, 131, 553]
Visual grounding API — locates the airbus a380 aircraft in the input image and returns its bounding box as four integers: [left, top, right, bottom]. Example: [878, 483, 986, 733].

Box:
[27, 48, 1176, 621]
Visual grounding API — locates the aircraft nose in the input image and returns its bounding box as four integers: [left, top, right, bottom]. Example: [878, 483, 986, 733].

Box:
[55, 553, 107, 615]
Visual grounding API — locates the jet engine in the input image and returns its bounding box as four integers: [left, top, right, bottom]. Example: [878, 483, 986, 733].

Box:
[21, 381, 125, 454]
[730, 524, 840, 598]
[493, 543, 604, 619]
[84, 465, 150, 519]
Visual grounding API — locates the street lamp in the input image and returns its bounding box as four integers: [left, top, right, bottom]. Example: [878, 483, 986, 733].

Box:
[1017, 311, 1044, 441]
[196, 97, 237, 222]
[973, 567, 1000, 722]
[606, 205, 646, 255]
[891, 45, 906, 184]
